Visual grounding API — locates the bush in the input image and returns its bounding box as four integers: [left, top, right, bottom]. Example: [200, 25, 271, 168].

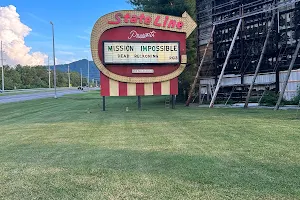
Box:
[259, 90, 279, 106]
[291, 86, 300, 105]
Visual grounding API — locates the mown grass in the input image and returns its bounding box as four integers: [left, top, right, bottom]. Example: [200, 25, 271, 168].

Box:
[0, 91, 300, 199]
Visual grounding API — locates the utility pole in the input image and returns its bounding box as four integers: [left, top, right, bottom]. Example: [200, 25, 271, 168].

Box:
[80, 68, 83, 88]
[68, 65, 71, 88]
[50, 21, 57, 98]
[1, 41, 4, 92]
[87, 58, 90, 90]
[48, 56, 51, 88]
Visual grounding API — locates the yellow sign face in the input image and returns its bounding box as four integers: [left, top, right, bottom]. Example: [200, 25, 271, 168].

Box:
[103, 42, 180, 64]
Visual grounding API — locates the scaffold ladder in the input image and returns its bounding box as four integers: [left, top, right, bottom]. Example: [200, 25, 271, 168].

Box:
[185, 25, 215, 106]
[244, 11, 276, 108]
[209, 19, 242, 108]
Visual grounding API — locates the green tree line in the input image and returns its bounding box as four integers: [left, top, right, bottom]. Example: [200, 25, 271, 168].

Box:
[0, 65, 85, 90]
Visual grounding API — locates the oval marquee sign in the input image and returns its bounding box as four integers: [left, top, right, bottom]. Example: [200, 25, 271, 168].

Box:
[90, 10, 197, 83]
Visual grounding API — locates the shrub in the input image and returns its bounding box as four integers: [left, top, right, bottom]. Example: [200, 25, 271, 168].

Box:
[259, 90, 279, 106]
[291, 86, 300, 105]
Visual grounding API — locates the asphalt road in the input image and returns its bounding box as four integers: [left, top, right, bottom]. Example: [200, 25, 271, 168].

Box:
[0, 89, 84, 104]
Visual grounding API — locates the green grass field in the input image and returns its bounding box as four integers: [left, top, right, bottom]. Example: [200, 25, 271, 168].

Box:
[1, 91, 300, 199]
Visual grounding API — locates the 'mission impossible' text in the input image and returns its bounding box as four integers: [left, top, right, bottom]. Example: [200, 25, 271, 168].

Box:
[107, 45, 178, 52]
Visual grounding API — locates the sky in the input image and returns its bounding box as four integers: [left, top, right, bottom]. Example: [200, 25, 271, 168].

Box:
[0, 0, 133, 66]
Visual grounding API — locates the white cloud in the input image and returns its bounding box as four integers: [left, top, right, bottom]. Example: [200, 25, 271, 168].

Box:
[57, 51, 74, 55]
[77, 35, 89, 41]
[0, 5, 47, 66]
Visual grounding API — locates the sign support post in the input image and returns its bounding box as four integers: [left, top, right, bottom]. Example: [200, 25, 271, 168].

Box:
[172, 95, 176, 109]
[138, 96, 142, 111]
[102, 96, 106, 111]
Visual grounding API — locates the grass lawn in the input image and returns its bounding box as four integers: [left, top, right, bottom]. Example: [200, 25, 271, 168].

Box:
[0, 91, 300, 199]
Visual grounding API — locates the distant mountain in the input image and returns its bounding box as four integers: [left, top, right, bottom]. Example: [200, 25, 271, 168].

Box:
[51, 59, 100, 82]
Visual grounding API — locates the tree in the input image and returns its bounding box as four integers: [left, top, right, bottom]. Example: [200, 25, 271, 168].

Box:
[56, 70, 68, 87]
[34, 66, 49, 88]
[1, 65, 83, 90]
[70, 71, 81, 87]
[4, 66, 21, 90]
[128, 0, 195, 16]
[17, 66, 36, 88]
[128, 0, 197, 101]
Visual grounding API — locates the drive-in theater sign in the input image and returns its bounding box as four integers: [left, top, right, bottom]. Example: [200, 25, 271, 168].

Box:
[90, 10, 196, 110]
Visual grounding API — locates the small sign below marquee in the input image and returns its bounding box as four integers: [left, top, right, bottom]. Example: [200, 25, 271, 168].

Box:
[103, 42, 180, 64]
[132, 69, 154, 74]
